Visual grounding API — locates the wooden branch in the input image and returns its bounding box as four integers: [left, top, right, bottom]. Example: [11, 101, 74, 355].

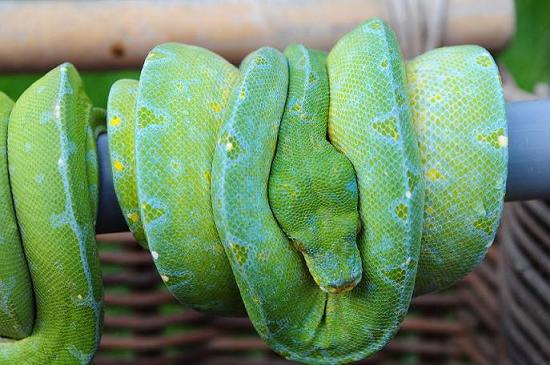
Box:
[0, 0, 514, 71]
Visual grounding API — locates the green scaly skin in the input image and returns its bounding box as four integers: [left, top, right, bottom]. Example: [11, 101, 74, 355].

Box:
[0, 18, 506, 364]
[0, 64, 103, 364]
[0, 92, 33, 341]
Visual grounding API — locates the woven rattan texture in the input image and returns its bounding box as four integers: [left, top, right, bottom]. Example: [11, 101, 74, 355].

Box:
[500, 202, 550, 365]
[92, 231, 501, 365]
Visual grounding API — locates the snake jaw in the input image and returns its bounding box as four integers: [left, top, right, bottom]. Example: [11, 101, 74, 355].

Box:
[321, 277, 361, 294]
[300, 235, 363, 294]
[316, 270, 362, 294]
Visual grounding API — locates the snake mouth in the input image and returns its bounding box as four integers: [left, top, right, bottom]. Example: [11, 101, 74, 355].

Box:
[318, 275, 362, 294]
[309, 262, 363, 294]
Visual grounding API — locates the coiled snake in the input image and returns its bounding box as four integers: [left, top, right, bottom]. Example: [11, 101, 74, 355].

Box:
[0, 19, 507, 364]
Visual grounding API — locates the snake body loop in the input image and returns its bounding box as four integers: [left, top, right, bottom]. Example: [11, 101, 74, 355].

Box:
[0, 18, 506, 364]
[0, 65, 103, 363]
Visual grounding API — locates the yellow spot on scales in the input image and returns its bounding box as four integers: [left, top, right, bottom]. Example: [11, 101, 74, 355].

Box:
[113, 160, 124, 172]
[226, 142, 234, 152]
[369, 21, 382, 29]
[127, 212, 140, 223]
[222, 88, 231, 99]
[210, 102, 222, 113]
[430, 93, 442, 103]
[426, 168, 443, 181]
[110, 116, 121, 127]
[161, 275, 169, 282]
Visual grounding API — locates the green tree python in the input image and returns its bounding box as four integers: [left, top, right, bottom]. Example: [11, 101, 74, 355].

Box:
[0, 18, 507, 364]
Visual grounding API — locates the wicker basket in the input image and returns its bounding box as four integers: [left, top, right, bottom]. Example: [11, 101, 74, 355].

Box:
[93, 231, 503, 365]
[499, 202, 550, 365]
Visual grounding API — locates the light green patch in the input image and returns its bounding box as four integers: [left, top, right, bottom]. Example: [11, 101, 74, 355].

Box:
[141, 201, 165, 224]
[219, 132, 241, 159]
[476, 55, 492, 67]
[473, 217, 494, 235]
[395, 203, 409, 220]
[372, 117, 399, 140]
[396, 92, 406, 106]
[407, 170, 419, 193]
[255, 55, 268, 65]
[231, 243, 248, 265]
[384, 267, 406, 284]
[137, 107, 165, 129]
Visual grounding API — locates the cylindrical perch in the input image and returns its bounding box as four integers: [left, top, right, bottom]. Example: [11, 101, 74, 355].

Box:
[0, 0, 515, 71]
[95, 99, 550, 234]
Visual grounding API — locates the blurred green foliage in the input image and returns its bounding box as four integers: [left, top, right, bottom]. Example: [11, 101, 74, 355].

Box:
[501, 0, 550, 91]
[0, 70, 139, 109]
[0, 0, 548, 103]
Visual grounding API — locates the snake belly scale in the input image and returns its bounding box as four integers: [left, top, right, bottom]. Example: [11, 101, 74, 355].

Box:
[0, 18, 506, 364]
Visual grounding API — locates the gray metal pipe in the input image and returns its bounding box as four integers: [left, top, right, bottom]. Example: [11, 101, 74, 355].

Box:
[505, 100, 550, 201]
[95, 99, 550, 233]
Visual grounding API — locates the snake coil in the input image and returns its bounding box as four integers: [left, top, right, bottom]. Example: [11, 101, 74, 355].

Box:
[0, 19, 506, 364]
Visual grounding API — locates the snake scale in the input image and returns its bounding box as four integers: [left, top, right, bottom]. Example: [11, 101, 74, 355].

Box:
[0, 19, 506, 364]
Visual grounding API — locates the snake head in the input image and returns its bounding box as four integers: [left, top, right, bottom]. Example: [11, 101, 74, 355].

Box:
[269, 136, 364, 294]
[267, 43, 364, 295]
[292, 208, 362, 294]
